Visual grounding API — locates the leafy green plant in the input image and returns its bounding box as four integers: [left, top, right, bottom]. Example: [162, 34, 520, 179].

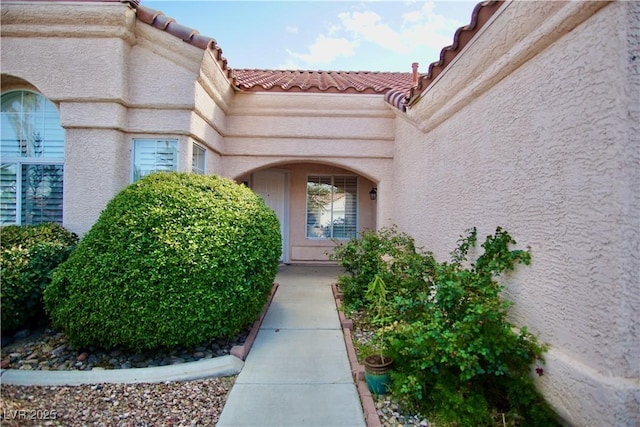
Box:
[385, 227, 559, 426]
[44, 172, 281, 351]
[365, 273, 391, 362]
[330, 226, 434, 310]
[0, 223, 78, 333]
[335, 226, 558, 425]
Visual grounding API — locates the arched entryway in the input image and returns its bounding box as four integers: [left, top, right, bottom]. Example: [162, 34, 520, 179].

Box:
[237, 162, 377, 264]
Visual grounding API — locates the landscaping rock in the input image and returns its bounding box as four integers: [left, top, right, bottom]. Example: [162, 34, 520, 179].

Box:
[0, 324, 251, 371]
[1, 377, 235, 426]
[52, 344, 66, 357]
[13, 329, 30, 339]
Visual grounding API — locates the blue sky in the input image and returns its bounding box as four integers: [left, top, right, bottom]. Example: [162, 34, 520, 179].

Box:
[142, 1, 478, 72]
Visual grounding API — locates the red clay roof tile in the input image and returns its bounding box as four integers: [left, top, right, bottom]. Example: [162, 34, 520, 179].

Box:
[131, 1, 502, 105]
[232, 69, 415, 95]
[135, 5, 235, 82]
[388, 0, 504, 111]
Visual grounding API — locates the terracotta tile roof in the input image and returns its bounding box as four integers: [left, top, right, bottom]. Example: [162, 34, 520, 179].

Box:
[132, 3, 414, 95]
[232, 69, 415, 95]
[385, 0, 504, 111]
[131, 0, 501, 104]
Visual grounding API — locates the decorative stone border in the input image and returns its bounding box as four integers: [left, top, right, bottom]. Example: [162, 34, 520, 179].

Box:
[230, 283, 279, 361]
[332, 283, 382, 427]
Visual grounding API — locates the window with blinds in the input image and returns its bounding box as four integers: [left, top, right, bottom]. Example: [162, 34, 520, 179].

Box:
[132, 139, 177, 181]
[0, 90, 65, 225]
[306, 175, 357, 239]
[192, 143, 205, 174]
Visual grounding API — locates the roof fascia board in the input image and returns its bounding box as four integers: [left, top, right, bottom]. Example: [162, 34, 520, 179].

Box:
[229, 91, 392, 118]
[232, 91, 386, 97]
[133, 21, 204, 72]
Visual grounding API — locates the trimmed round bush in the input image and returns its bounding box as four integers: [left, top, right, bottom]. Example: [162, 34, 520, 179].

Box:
[44, 172, 281, 351]
[1, 223, 78, 333]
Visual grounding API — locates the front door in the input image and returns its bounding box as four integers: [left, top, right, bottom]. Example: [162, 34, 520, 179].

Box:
[252, 169, 288, 263]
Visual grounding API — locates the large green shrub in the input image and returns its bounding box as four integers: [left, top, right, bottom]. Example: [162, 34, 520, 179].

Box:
[385, 228, 559, 426]
[334, 226, 559, 425]
[44, 172, 281, 351]
[0, 223, 78, 333]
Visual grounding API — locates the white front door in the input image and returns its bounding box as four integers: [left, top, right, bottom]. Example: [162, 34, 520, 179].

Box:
[252, 170, 288, 263]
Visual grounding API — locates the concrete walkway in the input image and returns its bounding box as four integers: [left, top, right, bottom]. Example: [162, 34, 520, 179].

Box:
[216, 265, 366, 427]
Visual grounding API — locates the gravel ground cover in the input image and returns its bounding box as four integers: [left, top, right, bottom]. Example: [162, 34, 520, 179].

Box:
[349, 310, 430, 427]
[0, 376, 236, 426]
[0, 327, 243, 426]
[1, 326, 249, 372]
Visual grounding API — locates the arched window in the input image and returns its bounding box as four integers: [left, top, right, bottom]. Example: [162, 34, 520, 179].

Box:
[0, 90, 65, 225]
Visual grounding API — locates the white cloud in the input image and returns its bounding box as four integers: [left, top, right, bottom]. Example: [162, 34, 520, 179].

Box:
[283, 1, 467, 70]
[400, 3, 464, 52]
[336, 1, 465, 59]
[286, 26, 298, 34]
[402, 10, 423, 23]
[338, 10, 408, 53]
[279, 58, 302, 70]
[286, 35, 358, 67]
[327, 24, 341, 37]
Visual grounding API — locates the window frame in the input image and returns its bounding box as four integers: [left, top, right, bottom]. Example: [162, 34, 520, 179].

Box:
[1, 90, 65, 226]
[305, 174, 358, 240]
[191, 143, 206, 175]
[131, 138, 178, 182]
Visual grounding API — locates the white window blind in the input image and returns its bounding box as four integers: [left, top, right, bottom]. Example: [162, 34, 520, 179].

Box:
[0, 164, 17, 224]
[306, 175, 357, 239]
[132, 139, 177, 181]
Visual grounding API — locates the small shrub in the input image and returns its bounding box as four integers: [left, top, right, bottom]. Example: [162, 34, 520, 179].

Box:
[385, 228, 559, 426]
[330, 226, 435, 310]
[44, 172, 281, 351]
[0, 223, 78, 333]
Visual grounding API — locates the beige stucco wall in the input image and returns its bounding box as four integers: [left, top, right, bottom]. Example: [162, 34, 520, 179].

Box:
[226, 91, 397, 261]
[1, 1, 232, 235]
[394, 2, 639, 425]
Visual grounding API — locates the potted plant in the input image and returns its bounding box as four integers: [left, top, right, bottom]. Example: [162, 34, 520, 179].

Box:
[363, 273, 393, 394]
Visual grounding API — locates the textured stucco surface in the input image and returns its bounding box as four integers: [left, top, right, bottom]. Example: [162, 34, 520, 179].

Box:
[395, 2, 639, 425]
[63, 129, 130, 234]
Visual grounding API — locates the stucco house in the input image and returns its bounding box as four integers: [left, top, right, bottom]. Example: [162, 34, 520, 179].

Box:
[1, 0, 638, 425]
